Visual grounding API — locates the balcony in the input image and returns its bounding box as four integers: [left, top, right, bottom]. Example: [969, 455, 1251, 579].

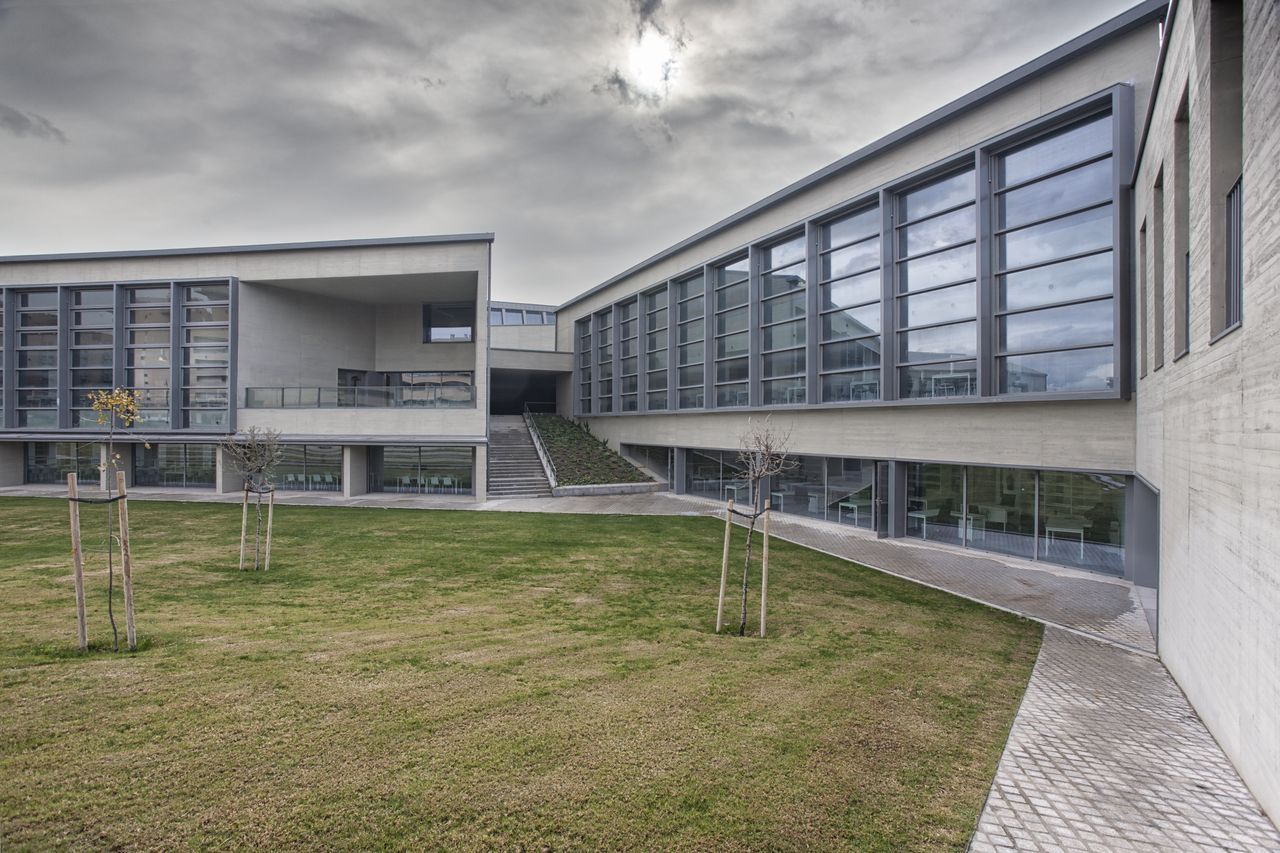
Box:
[244, 385, 475, 409]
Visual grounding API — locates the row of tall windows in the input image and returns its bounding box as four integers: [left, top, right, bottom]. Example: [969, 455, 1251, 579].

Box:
[0, 281, 232, 430]
[574, 104, 1121, 414]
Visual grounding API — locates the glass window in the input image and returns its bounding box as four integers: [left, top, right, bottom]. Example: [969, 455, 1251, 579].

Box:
[274, 444, 343, 491]
[1000, 252, 1113, 311]
[489, 308, 504, 325]
[1000, 347, 1115, 394]
[504, 308, 523, 325]
[905, 463, 964, 545]
[1038, 471, 1124, 574]
[965, 467, 1036, 559]
[821, 206, 882, 402]
[999, 113, 1112, 187]
[899, 361, 977, 399]
[369, 446, 473, 495]
[424, 303, 475, 343]
[769, 456, 825, 519]
[685, 450, 750, 504]
[901, 170, 973, 221]
[25, 442, 100, 485]
[825, 457, 876, 528]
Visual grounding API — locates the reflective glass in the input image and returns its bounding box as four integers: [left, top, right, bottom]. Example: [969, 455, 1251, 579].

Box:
[762, 349, 804, 378]
[762, 378, 805, 405]
[821, 339, 880, 371]
[900, 282, 976, 328]
[1000, 346, 1114, 393]
[1001, 299, 1113, 353]
[901, 205, 975, 256]
[717, 331, 748, 359]
[1000, 251, 1112, 311]
[822, 236, 878, 280]
[764, 234, 805, 269]
[821, 369, 880, 402]
[899, 361, 978, 398]
[761, 292, 804, 325]
[901, 171, 974, 221]
[966, 466, 1036, 559]
[821, 304, 881, 340]
[906, 463, 965, 544]
[716, 305, 749, 335]
[999, 204, 1112, 270]
[762, 262, 805, 298]
[900, 321, 976, 361]
[822, 269, 880, 309]
[899, 243, 975, 292]
[763, 320, 804, 351]
[999, 158, 1112, 229]
[1037, 470, 1124, 574]
[823, 206, 878, 249]
[1000, 113, 1111, 187]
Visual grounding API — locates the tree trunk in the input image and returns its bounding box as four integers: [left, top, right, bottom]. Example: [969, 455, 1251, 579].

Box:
[254, 488, 263, 570]
[738, 514, 757, 636]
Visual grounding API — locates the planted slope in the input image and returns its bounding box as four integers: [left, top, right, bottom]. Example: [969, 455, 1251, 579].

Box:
[530, 414, 652, 486]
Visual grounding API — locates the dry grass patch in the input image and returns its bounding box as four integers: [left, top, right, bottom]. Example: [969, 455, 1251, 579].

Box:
[0, 498, 1040, 851]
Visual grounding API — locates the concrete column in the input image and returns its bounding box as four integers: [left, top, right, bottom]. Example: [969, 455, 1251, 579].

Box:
[0, 442, 23, 486]
[473, 444, 488, 502]
[99, 442, 135, 490]
[1125, 476, 1160, 589]
[216, 446, 244, 493]
[673, 447, 688, 494]
[342, 445, 368, 498]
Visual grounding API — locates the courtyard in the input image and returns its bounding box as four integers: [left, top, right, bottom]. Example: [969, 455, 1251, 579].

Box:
[0, 498, 1040, 850]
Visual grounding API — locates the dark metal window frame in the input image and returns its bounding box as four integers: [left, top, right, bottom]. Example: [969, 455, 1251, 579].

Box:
[569, 85, 1133, 418]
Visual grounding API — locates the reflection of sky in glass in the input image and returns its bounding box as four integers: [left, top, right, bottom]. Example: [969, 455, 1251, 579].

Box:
[765, 234, 805, 269]
[824, 269, 879, 309]
[1002, 346, 1114, 392]
[763, 349, 804, 378]
[1001, 299, 1113, 352]
[824, 207, 879, 249]
[823, 236, 878, 279]
[713, 258, 748, 287]
[762, 264, 805, 297]
[901, 281, 975, 328]
[1000, 113, 1112, 187]
[900, 243, 975, 291]
[901, 320, 976, 361]
[901, 170, 974, 221]
[901, 205, 975, 255]
[1001, 252, 1112, 310]
[1000, 157, 1111, 229]
[1000, 205, 1111, 269]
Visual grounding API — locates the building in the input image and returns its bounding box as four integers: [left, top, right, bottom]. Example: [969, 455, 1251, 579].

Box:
[0, 0, 1276, 824]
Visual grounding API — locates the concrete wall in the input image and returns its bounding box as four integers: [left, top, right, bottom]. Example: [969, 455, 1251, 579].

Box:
[555, 23, 1161, 350]
[490, 324, 557, 352]
[238, 283, 375, 389]
[582, 399, 1136, 474]
[238, 407, 486, 439]
[1131, 0, 1280, 823]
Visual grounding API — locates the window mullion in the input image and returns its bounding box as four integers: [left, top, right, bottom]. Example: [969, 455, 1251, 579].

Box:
[977, 147, 995, 397]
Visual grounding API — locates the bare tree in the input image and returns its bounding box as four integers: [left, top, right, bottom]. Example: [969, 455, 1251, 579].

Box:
[733, 417, 795, 636]
[219, 427, 283, 570]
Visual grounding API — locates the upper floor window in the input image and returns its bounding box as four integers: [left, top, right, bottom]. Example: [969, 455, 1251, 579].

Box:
[422, 303, 475, 343]
[994, 112, 1115, 394]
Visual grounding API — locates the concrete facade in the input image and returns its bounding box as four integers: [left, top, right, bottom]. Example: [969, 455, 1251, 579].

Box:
[0, 236, 494, 501]
[1132, 0, 1280, 822]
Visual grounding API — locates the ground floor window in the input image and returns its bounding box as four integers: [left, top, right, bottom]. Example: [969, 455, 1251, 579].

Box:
[685, 449, 751, 505]
[368, 446, 473, 495]
[25, 442, 100, 485]
[906, 463, 1124, 574]
[133, 443, 216, 488]
[275, 444, 342, 491]
[622, 444, 673, 484]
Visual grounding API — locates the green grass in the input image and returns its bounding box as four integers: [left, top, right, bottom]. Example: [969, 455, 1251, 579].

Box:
[530, 414, 652, 485]
[0, 498, 1040, 851]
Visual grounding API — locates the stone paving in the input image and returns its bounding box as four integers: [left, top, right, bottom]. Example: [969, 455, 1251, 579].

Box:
[3, 484, 1277, 847]
[970, 629, 1280, 852]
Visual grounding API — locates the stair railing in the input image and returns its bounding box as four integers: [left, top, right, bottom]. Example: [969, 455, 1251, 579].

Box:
[522, 404, 559, 489]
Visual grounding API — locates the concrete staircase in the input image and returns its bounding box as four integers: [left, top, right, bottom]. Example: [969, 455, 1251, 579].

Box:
[487, 416, 553, 498]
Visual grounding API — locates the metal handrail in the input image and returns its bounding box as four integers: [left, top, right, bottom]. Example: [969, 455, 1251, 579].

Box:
[522, 404, 559, 488]
[244, 385, 476, 409]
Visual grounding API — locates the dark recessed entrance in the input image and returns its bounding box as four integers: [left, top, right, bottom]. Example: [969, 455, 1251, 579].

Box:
[489, 369, 559, 415]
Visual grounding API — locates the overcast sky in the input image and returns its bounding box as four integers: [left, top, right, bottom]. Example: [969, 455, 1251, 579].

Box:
[0, 0, 1140, 304]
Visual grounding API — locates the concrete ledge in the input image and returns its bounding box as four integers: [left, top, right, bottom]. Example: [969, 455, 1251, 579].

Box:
[551, 481, 664, 497]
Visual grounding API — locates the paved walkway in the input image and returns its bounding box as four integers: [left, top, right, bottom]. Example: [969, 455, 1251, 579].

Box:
[3, 485, 1277, 848]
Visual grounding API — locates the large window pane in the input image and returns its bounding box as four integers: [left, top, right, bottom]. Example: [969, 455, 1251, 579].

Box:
[822, 270, 880, 309]
[821, 304, 881, 340]
[906, 463, 964, 545]
[1000, 251, 1112, 311]
[770, 456, 825, 519]
[825, 458, 876, 527]
[899, 361, 977, 399]
[900, 320, 977, 362]
[822, 207, 878, 248]
[1000, 113, 1112, 187]
[1038, 471, 1124, 574]
[1000, 346, 1115, 394]
[763, 320, 804, 351]
[999, 205, 1112, 270]
[901, 171, 974, 221]
[966, 467, 1036, 559]
[999, 158, 1112, 229]
[900, 282, 976, 328]
[901, 206, 975, 256]
[762, 262, 806, 298]
[761, 292, 804, 325]
[821, 339, 880, 371]
[1001, 300, 1113, 353]
[822, 237, 878, 279]
[899, 243, 975, 292]
[821, 369, 880, 403]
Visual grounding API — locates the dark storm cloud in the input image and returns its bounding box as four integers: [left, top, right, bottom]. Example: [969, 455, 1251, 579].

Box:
[0, 0, 1138, 303]
[0, 102, 66, 142]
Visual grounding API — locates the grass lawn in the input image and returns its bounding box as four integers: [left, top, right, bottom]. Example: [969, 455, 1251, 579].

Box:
[0, 497, 1040, 851]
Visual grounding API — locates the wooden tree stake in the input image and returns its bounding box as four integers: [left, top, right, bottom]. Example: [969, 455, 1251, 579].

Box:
[238, 488, 249, 571]
[67, 473, 88, 651]
[760, 501, 771, 638]
[716, 499, 734, 633]
[116, 471, 137, 652]
[263, 490, 275, 572]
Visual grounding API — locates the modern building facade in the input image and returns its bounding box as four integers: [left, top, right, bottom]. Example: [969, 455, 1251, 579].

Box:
[0, 0, 1276, 824]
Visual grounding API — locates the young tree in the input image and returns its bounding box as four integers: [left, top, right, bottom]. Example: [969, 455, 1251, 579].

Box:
[219, 427, 283, 570]
[733, 417, 795, 636]
[87, 388, 148, 652]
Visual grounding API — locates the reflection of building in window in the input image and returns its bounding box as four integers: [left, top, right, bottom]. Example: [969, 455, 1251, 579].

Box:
[422, 303, 475, 342]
